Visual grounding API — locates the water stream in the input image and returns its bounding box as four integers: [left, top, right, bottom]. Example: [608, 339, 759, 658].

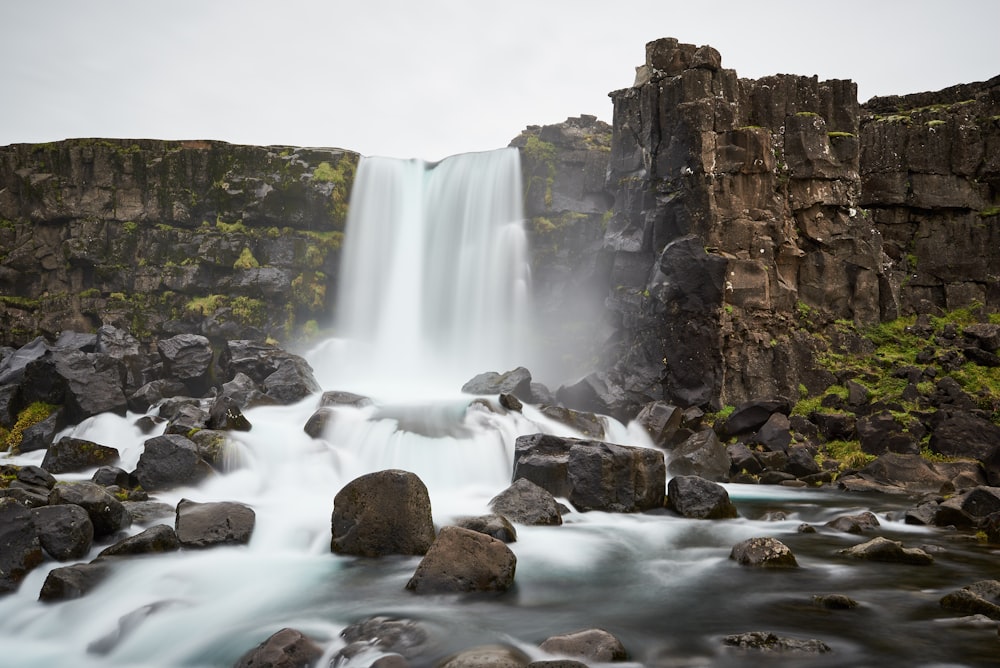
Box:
[1, 149, 997, 667]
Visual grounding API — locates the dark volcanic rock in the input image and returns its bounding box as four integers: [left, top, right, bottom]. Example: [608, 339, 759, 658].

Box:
[0, 497, 43, 594]
[824, 511, 881, 534]
[512, 433, 665, 512]
[39, 561, 111, 602]
[462, 367, 532, 398]
[331, 470, 435, 557]
[156, 334, 214, 387]
[722, 399, 792, 438]
[538, 628, 628, 662]
[940, 580, 1000, 620]
[175, 499, 255, 548]
[99, 524, 180, 557]
[234, 628, 324, 668]
[930, 410, 1000, 463]
[32, 504, 94, 561]
[723, 631, 831, 653]
[20, 349, 128, 424]
[489, 478, 563, 526]
[667, 428, 730, 481]
[261, 356, 322, 404]
[538, 405, 605, 439]
[48, 481, 131, 538]
[857, 412, 918, 456]
[134, 434, 213, 491]
[40, 437, 120, 474]
[666, 475, 738, 519]
[730, 537, 798, 568]
[634, 400, 684, 447]
[405, 526, 517, 594]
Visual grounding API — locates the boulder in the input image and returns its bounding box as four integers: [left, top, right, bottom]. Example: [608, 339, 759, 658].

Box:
[722, 398, 791, 437]
[92, 465, 132, 488]
[748, 412, 792, 453]
[331, 470, 435, 557]
[538, 628, 628, 662]
[40, 437, 119, 474]
[20, 349, 127, 424]
[838, 536, 934, 565]
[462, 367, 533, 398]
[512, 433, 665, 512]
[98, 524, 180, 557]
[48, 481, 131, 538]
[163, 402, 210, 436]
[18, 410, 62, 453]
[16, 464, 56, 490]
[207, 395, 252, 431]
[933, 486, 1000, 528]
[538, 406, 605, 439]
[930, 411, 1000, 463]
[784, 445, 821, 478]
[633, 400, 684, 447]
[964, 323, 1000, 352]
[856, 453, 950, 493]
[156, 333, 214, 387]
[303, 407, 334, 438]
[824, 511, 881, 534]
[31, 504, 94, 561]
[439, 645, 530, 668]
[38, 561, 111, 602]
[128, 379, 189, 413]
[0, 497, 43, 594]
[175, 499, 255, 548]
[667, 428, 730, 481]
[723, 631, 831, 654]
[453, 514, 518, 543]
[134, 434, 213, 491]
[320, 390, 374, 408]
[666, 475, 738, 519]
[727, 442, 763, 476]
[339, 616, 431, 661]
[940, 580, 1000, 619]
[219, 372, 272, 409]
[95, 325, 141, 358]
[489, 478, 563, 526]
[233, 628, 324, 668]
[405, 526, 517, 594]
[729, 537, 798, 568]
[857, 412, 918, 456]
[262, 356, 322, 404]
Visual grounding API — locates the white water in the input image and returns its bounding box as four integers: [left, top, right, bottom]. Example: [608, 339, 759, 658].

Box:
[3, 149, 995, 667]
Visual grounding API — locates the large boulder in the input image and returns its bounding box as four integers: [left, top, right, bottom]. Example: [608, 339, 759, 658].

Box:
[40, 437, 119, 474]
[538, 629, 628, 662]
[512, 433, 665, 512]
[20, 349, 128, 424]
[405, 526, 517, 594]
[0, 497, 43, 594]
[331, 470, 435, 557]
[134, 434, 213, 491]
[667, 428, 730, 481]
[489, 478, 563, 526]
[930, 410, 1000, 464]
[933, 486, 1000, 528]
[261, 356, 322, 404]
[99, 524, 180, 557]
[38, 561, 112, 602]
[234, 628, 324, 668]
[722, 398, 791, 438]
[857, 412, 918, 456]
[462, 367, 532, 398]
[175, 499, 255, 548]
[666, 475, 738, 519]
[634, 401, 684, 448]
[48, 481, 131, 538]
[32, 504, 94, 561]
[156, 334, 214, 390]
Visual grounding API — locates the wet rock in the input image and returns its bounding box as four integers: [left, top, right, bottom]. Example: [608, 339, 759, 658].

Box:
[20, 349, 128, 424]
[99, 524, 180, 557]
[666, 475, 738, 519]
[454, 514, 518, 543]
[163, 402, 210, 436]
[722, 398, 791, 438]
[87, 601, 179, 656]
[339, 616, 431, 661]
[233, 627, 323, 668]
[40, 437, 120, 474]
[748, 412, 792, 453]
[438, 644, 530, 668]
[555, 372, 625, 420]
[933, 486, 1000, 528]
[175, 499, 255, 548]
[38, 561, 111, 602]
[18, 410, 62, 453]
[261, 356, 322, 404]
[92, 465, 132, 488]
[32, 504, 94, 561]
[0, 497, 44, 594]
[303, 407, 334, 438]
[219, 372, 271, 409]
[16, 465, 55, 490]
[207, 395, 252, 431]
[668, 428, 729, 482]
[634, 400, 684, 448]
[405, 526, 516, 594]
[462, 367, 532, 398]
[538, 628, 628, 662]
[331, 469, 435, 557]
[489, 478, 563, 526]
[134, 434, 213, 491]
[319, 390, 374, 408]
[499, 393, 522, 412]
[537, 406, 605, 439]
[940, 580, 1000, 620]
[156, 334, 213, 391]
[48, 481, 131, 538]
[122, 501, 175, 526]
[814, 594, 858, 609]
[128, 379, 189, 413]
[838, 536, 934, 565]
[512, 433, 665, 512]
[730, 537, 798, 568]
[723, 631, 831, 653]
[824, 511, 881, 534]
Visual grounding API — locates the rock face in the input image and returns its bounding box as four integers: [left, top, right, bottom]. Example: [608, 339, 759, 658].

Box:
[331, 470, 436, 557]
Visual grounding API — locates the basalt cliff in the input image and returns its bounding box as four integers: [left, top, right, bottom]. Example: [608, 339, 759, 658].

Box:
[1, 38, 998, 415]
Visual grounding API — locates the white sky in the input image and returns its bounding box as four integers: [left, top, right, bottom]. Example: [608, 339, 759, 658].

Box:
[1, 1, 997, 161]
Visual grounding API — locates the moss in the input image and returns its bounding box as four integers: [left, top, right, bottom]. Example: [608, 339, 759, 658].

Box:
[233, 246, 260, 270]
[795, 111, 820, 118]
[827, 131, 856, 138]
[926, 119, 946, 127]
[185, 294, 225, 316]
[291, 271, 327, 312]
[3, 402, 58, 453]
[122, 221, 138, 234]
[78, 288, 101, 299]
[979, 206, 1000, 218]
[229, 296, 266, 327]
[215, 217, 246, 234]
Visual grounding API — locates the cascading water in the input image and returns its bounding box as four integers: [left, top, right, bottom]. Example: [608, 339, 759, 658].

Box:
[1, 149, 997, 668]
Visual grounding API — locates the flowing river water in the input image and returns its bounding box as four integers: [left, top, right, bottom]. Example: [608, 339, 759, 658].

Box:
[1, 149, 997, 667]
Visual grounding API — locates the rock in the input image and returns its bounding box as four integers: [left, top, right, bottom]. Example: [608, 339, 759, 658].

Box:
[134, 434, 213, 491]
[857, 412, 918, 456]
[16, 465, 56, 490]
[339, 616, 431, 660]
[727, 442, 763, 476]
[666, 475, 738, 519]
[729, 537, 798, 568]
[92, 465, 132, 488]
[233, 627, 324, 668]
[331, 470, 435, 557]
[930, 410, 1000, 463]
[964, 323, 1000, 351]
[462, 367, 532, 399]
[748, 412, 792, 453]
[454, 515, 518, 543]
[31, 504, 94, 561]
[156, 334, 214, 388]
[489, 478, 563, 526]
[933, 486, 1000, 528]
[538, 628, 628, 662]
[824, 511, 881, 534]
[20, 349, 128, 424]
[175, 499, 255, 548]
[261, 356, 322, 404]
[634, 401, 684, 447]
[219, 372, 271, 409]
[38, 561, 111, 602]
[48, 481, 131, 538]
[856, 453, 951, 493]
[940, 580, 1000, 620]
[303, 407, 334, 438]
[814, 594, 858, 609]
[499, 393, 522, 412]
[838, 536, 934, 565]
[98, 524, 180, 557]
[122, 500, 175, 526]
[405, 526, 516, 594]
[723, 631, 831, 653]
[163, 402, 210, 436]
[40, 437, 119, 474]
[722, 399, 792, 437]
[537, 406, 605, 439]
[512, 433, 665, 512]
[128, 379, 189, 413]
[319, 390, 373, 408]
[95, 325, 141, 358]
[439, 645, 531, 668]
[0, 497, 43, 594]
[667, 428, 730, 481]
[18, 410, 62, 452]
[554, 373, 625, 419]
[207, 395, 252, 431]
[784, 445, 822, 478]
[812, 412, 857, 441]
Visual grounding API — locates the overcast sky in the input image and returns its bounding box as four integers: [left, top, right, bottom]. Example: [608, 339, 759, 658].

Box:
[2, 1, 997, 161]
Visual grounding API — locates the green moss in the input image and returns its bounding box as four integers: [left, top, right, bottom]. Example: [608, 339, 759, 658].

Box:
[78, 288, 101, 299]
[185, 294, 225, 316]
[233, 246, 260, 270]
[122, 221, 138, 234]
[795, 111, 820, 118]
[215, 217, 246, 234]
[3, 402, 58, 453]
[926, 119, 946, 127]
[229, 296, 266, 327]
[979, 206, 1000, 218]
[827, 131, 855, 138]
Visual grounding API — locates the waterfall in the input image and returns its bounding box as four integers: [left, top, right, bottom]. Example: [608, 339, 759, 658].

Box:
[318, 148, 532, 398]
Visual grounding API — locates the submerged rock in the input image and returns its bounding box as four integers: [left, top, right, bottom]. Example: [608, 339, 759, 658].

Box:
[233, 627, 323, 668]
[331, 469, 435, 557]
[824, 511, 881, 534]
[940, 580, 1000, 619]
[666, 475, 738, 519]
[838, 536, 934, 565]
[730, 537, 798, 568]
[538, 628, 628, 662]
[405, 526, 516, 594]
[175, 499, 255, 548]
[723, 631, 831, 653]
[438, 644, 530, 668]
